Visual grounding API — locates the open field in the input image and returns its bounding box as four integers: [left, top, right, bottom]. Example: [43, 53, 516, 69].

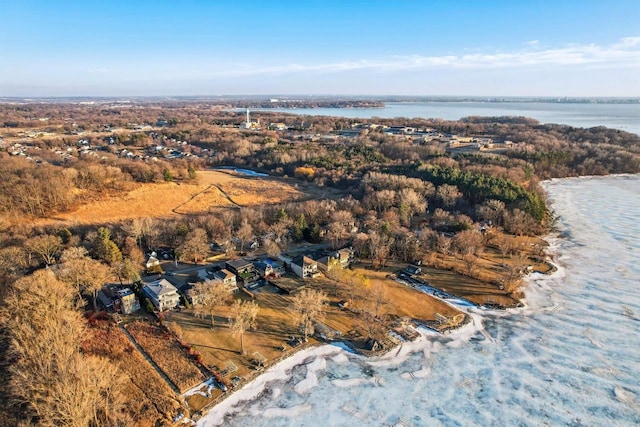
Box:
[31, 170, 317, 227]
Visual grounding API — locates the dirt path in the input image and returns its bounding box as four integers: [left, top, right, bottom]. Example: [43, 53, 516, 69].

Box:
[172, 183, 242, 215]
[172, 184, 216, 215]
[119, 324, 181, 394]
[211, 184, 240, 208]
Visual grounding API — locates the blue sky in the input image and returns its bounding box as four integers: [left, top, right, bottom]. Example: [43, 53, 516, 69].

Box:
[1, 0, 639, 96]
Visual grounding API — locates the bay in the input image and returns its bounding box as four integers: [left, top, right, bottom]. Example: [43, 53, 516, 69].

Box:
[258, 101, 640, 135]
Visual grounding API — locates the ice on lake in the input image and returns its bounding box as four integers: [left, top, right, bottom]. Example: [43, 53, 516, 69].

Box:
[198, 175, 640, 427]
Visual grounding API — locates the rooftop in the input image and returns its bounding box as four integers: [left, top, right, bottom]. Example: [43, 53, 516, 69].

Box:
[144, 278, 178, 296]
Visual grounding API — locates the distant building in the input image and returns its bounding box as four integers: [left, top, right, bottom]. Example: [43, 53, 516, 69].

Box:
[143, 279, 180, 312]
[268, 122, 287, 131]
[240, 109, 261, 130]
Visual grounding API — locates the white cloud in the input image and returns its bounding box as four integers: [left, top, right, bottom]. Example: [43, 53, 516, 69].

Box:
[201, 36, 640, 78]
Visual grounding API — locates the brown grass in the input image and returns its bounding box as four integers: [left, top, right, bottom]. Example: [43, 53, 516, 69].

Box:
[32, 170, 307, 227]
[168, 267, 467, 411]
[126, 321, 205, 392]
[82, 323, 185, 426]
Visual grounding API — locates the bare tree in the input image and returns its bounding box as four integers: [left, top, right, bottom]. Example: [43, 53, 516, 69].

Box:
[191, 280, 232, 327]
[57, 248, 112, 310]
[368, 281, 387, 319]
[436, 184, 460, 208]
[292, 288, 328, 342]
[462, 253, 479, 276]
[177, 227, 209, 264]
[230, 299, 259, 354]
[477, 199, 505, 226]
[25, 234, 62, 265]
[435, 233, 452, 255]
[499, 253, 529, 294]
[453, 229, 483, 257]
[3, 270, 124, 426]
[397, 188, 427, 221]
[236, 221, 254, 254]
[0, 246, 28, 280]
[326, 221, 344, 250]
[335, 267, 370, 307]
[368, 231, 393, 269]
[263, 239, 281, 258]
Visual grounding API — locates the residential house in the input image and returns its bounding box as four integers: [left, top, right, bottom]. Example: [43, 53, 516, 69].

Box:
[145, 253, 160, 270]
[143, 279, 180, 312]
[254, 259, 284, 278]
[317, 248, 354, 274]
[197, 268, 213, 282]
[334, 248, 354, 268]
[116, 288, 140, 314]
[225, 259, 254, 276]
[232, 237, 259, 252]
[213, 269, 237, 291]
[290, 255, 319, 279]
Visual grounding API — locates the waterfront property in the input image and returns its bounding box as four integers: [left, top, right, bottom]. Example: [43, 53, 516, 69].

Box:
[143, 279, 180, 311]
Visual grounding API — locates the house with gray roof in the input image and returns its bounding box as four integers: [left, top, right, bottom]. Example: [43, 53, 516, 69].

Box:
[143, 278, 180, 311]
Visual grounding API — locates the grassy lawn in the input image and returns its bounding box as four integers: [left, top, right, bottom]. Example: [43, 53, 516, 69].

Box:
[166, 267, 468, 412]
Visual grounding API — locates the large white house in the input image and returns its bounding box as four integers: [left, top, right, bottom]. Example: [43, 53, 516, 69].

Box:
[143, 279, 180, 312]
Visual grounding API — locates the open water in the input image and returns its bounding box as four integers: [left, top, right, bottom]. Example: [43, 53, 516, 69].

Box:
[199, 174, 640, 426]
[260, 101, 640, 135]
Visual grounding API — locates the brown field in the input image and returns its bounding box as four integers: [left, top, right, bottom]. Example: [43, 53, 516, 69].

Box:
[33, 170, 310, 227]
[82, 323, 185, 426]
[126, 321, 205, 392]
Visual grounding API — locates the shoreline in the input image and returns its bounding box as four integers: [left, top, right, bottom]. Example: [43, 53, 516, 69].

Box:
[191, 173, 640, 427]
[187, 313, 473, 423]
[190, 287, 535, 424]
[191, 230, 567, 425]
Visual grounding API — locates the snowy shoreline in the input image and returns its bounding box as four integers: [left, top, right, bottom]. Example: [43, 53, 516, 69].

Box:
[194, 257, 566, 426]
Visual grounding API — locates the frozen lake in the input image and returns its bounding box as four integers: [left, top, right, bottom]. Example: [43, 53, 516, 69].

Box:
[198, 174, 640, 427]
